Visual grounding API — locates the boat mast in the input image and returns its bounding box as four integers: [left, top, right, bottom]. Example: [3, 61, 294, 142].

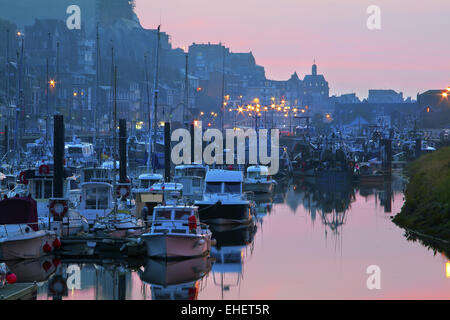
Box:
[184, 49, 189, 128]
[113, 66, 118, 215]
[94, 24, 100, 149]
[220, 46, 225, 133]
[144, 53, 151, 171]
[150, 25, 161, 173]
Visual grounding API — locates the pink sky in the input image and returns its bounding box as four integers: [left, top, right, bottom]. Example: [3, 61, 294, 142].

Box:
[135, 0, 450, 99]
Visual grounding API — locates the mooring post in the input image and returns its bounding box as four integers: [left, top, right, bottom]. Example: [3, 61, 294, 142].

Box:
[116, 118, 130, 201]
[119, 119, 127, 183]
[190, 123, 194, 164]
[52, 114, 65, 225]
[415, 138, 422, 159]
[164, 122, 171, 182]
[382, 139, 392, 177]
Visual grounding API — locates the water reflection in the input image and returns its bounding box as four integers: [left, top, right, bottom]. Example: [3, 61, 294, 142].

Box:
[14, 175, 449, 299]
[209, 222, 258, 299]
[5, 255, 57, 283]
[139, 257, 212, 300]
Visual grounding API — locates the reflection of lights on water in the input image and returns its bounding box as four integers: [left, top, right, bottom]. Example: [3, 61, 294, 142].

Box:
[446, 262, 450, 278]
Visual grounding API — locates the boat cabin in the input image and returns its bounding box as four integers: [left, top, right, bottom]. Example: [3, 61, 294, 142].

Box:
[79, 182, 113, 224]
[81, 167, 114, 184]
[135, 182, 183, 220]
[136, 173, 164, 190]
[174, 164, 207, 198]
[246, 166, 269, 180]
[204, 170, 243, 195]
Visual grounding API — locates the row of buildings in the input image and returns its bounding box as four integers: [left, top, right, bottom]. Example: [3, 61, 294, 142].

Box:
[0, 0, 447, 146]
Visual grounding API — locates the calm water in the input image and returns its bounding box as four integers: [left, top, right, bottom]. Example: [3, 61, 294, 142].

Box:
[30, 175, 450, 300]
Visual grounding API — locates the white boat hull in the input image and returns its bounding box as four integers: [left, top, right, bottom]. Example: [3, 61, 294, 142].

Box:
[142, 233, 211, 259]
[244, 182, 273, 194]
[0, 231, 55, 260]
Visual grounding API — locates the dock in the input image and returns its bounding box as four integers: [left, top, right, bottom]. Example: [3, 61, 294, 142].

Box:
[0, 283, 38, 300]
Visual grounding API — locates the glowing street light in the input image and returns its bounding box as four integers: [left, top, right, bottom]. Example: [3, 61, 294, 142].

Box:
[49, 79, 55, 88]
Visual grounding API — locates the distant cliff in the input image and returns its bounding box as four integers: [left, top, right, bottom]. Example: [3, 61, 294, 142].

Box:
[393, 147, 450, 240]
[0, 0, 139, 36]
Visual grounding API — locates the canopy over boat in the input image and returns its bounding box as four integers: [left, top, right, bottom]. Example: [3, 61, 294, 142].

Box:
[205, 170, 243, 183]
[0, 196, 39, 231]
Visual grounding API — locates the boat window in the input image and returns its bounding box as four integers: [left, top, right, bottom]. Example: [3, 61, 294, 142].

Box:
[86, 189, 97, 209]
[70, 180, 78, 190]
[84, 170, 93, 182]
[69, 147, 82, 154]
[85, 187, 109, 210]
[97, 188, 109, 209]
[140, 180, 150, 189]
[34, 180, 42, 199]
[247, 171, 260, 179]
[205, 182, 222, 193]
[174, 210, 191, 220]
[224, 182, 241, 194]
[44, 180, 53, 198]
[155, 210, 172, 220]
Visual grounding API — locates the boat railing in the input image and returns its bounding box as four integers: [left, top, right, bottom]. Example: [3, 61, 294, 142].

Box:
[0, 222, 41, 238]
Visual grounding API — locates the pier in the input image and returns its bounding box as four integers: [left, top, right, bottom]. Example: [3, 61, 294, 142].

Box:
[0, 283, 37, 300]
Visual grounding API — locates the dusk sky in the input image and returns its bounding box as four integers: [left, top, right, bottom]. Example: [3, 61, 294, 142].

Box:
[135, 0, 449, 99]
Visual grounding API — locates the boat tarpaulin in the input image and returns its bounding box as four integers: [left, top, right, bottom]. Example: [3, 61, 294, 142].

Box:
[0, 196, 39, 231]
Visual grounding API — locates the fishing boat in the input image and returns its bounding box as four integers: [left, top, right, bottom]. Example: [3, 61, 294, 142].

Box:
[141, 204, 212, 259]
[132, 173, 164, 193]
[15, 165, 88, 236]
[65, 137, 96, 167]
[134, 182, 183, 222]
[243, 165, 275, 194]
[173, 164, 207, 200]
[0, 195, 56, 260]
[195, 170, 255, 224]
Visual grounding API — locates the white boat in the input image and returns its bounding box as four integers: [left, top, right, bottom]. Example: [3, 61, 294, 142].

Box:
[15, 166, 88, 236]
[132, 173, 164, 193]
[174, 164, 207, 200]
[134, 182, 184, 220]
[243, 165, 275, 194]
[65, 137, 95, 166]
[0, 196, 56, 260]
[195, 170, 255, 224]
[79, 182, 114, 225]
[141, 205, 212, 259]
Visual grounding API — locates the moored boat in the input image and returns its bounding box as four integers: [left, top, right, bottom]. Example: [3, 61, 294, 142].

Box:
[195, 170, 255, 224]
[0, 196, 56, 260]
[141, 205, 212, 259]
[243, 165, 275, 194]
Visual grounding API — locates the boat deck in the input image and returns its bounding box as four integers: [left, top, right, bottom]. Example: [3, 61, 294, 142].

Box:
[0, 282, 37, 300]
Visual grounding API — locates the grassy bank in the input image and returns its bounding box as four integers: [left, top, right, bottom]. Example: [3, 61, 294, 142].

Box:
[393, 147, 450, 240]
